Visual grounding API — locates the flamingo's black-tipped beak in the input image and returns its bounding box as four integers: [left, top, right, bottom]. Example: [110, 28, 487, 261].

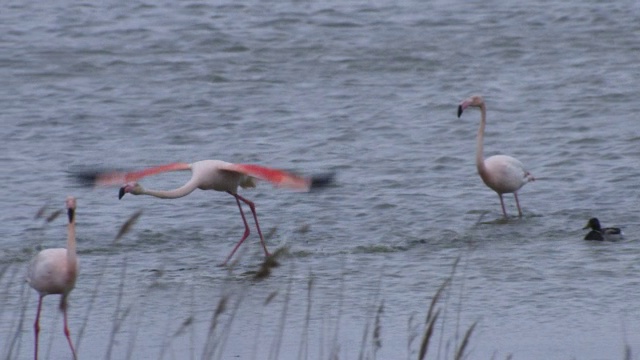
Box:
[119, 187, 126, 200]
[67, 208, 75, 223]
[457, 105, 464, 118]
[309, 172, 336, 191]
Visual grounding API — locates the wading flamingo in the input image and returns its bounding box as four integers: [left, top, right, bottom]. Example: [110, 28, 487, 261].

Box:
[27, 196, 79, 360]
[583, 218, 623, 241]
[78, 160, 333, 264]
[458, 95, 535, 217]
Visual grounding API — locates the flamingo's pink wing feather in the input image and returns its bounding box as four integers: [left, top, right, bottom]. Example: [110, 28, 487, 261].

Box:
[224, 164, 311, 191]
[93, 163, 191, 186]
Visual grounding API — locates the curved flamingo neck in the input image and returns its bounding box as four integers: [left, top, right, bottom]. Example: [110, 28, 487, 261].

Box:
[476, 103, 488, 176]
[140, 176, 199, 199]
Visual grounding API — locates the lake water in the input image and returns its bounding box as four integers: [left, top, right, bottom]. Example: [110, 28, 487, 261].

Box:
[2, 1, 640, 359]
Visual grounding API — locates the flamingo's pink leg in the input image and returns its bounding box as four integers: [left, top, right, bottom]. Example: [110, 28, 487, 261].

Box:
[514, 192, 523, 217]
[222, 193, 271, 264]
[222, 194, 252, 265]
[235, 193, 270, 257]
[498, 194, 508, 218]
[61, 299, 77, 360]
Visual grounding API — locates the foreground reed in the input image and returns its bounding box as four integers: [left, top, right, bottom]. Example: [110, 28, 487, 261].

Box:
[2, 250, 483, 360]
[2, 207, 635, 359]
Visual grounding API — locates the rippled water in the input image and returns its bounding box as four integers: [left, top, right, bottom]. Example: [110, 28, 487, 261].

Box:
[2, 1, 640, 359]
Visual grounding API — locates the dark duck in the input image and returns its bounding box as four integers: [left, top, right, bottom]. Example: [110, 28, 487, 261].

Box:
[583, 218, 623, 241]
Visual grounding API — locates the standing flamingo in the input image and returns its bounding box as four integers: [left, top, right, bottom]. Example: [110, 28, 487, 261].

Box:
[457, 95, 535, 217]
[27, 196, 79, 360]
[79, 160, 333, 264]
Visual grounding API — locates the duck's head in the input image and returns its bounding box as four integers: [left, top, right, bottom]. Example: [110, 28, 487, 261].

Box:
[583, 217, 601, 231]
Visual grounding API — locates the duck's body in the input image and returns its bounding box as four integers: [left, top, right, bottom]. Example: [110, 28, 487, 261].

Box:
[583, 218, 623, 241]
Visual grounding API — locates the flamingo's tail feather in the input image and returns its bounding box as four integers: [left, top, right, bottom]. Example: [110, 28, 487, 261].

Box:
[525, 171, 535, 182]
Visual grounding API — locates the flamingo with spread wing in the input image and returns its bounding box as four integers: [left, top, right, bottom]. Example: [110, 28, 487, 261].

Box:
[79, 160, 333, 264]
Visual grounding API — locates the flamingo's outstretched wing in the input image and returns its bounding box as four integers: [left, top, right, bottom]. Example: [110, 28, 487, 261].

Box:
[222, 163, 335, 192]
[74, 162, 191, 187]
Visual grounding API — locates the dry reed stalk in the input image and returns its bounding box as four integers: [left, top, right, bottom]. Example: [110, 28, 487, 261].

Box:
[254, 247, 286, 280]
[328, 261, 346, 360]
[251, 290, 279, 360]
[124, 304, 144, 360]
[624, 345, 631, 360]
[104, 258, 131, 360]
[212, 290, 245, 360]
[358, 271, 384, 360]
[158, 283, 185, 360]
[78, 210, 141, 354]
[4, 269, 30, 360]
[418, 309, 440, 360]
[45, 209, 63, 223]
[372, 300, 384, 359]
[269, 275, 294, 360]
[75, 256, 108, 353]
[34, 204, 48, 220]
[200, 295, 228, 359]
[454, 321, 476, 360]
[114, 210, 143, 243]
[297, 275, 314, 360]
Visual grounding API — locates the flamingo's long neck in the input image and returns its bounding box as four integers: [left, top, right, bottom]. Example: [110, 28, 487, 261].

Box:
[66, 208, 78, 279]
[476, 103, 488, 176]
[140, 176, 200, 199]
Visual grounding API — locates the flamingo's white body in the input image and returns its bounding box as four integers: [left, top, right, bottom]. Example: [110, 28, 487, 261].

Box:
[458, 96, 535, 217]
[27, 196, 79, 360]
[85, 160, 332, 264]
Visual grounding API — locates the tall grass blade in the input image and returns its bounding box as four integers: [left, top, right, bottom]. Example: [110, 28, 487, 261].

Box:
[269, 276, 293, 360]
[5, 276, 29, 360]
[104, 258, 130, 360]
[372, 300, 384, 359]
[76, 256, 109, 353]
[114, 210, 143, 243]
[454, 321, 477, 360]
[200, 295, 227, 359]
[418, 309, 440, 360]
[297, 275, 314, 360]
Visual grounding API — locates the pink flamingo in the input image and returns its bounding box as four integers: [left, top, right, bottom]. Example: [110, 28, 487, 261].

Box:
[27, 196, 79, 360]
[80, 160, 333, 264]
[458, 95, 535, 217]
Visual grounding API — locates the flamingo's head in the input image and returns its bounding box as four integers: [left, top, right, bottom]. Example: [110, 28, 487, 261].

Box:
[66, 196, 77, 222]
[119, 182, 143, 199]
[457, 95, 485, 118]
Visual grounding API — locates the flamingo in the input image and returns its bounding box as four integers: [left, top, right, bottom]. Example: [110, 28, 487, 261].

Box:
[78, 160, 333, 264]
[27, 196, 79, 360]
[458, 95, 535, 217]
